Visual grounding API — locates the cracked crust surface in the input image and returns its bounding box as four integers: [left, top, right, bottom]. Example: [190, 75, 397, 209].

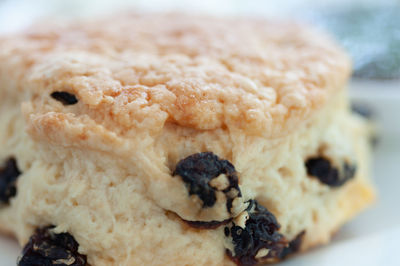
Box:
[0, 12, 350, 139]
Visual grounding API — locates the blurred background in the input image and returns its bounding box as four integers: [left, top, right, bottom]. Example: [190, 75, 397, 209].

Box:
[0, 0, 399, 265]
[1, 1, 398, 169]
[1, 0, 400, 81]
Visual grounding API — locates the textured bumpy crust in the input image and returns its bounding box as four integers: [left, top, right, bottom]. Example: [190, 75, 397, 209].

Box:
[0, 13, 374, 265]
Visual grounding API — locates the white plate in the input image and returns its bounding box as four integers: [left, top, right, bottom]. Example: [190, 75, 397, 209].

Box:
[0, 81, 399, 265]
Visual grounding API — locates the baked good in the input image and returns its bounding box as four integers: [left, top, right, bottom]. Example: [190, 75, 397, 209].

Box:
[0, 13, 375, 266]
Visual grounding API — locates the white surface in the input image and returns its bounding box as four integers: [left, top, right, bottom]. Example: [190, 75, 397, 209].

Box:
[0, 1, 399, 265]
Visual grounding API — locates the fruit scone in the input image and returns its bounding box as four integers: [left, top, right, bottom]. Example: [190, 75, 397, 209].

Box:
[0, 13, 375, 266]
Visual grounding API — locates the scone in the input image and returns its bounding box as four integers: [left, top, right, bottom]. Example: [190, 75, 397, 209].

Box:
[0, 13, 375, 266]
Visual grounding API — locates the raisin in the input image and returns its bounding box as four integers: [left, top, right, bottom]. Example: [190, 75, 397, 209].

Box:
[50, 91, 78, 105]
[18, 226, 87, 266]
[279, 230, 305, 259]
[173, 152, 241, 212]
[226, 200, 288, 266]
[224, 227, 230, 237]
[0, 157, 21, 204]
[351, 103, 374, 119]
[351, 103, 379, 146]
[183, 219, 231, 229]
[306, 157, 356, 187]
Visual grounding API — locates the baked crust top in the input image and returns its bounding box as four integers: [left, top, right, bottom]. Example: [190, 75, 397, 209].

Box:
[0, 13, 351, 138]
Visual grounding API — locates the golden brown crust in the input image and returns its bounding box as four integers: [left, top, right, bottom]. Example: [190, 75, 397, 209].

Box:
[0, 13, 351, 140]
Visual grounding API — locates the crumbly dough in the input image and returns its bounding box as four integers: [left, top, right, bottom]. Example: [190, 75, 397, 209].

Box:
[0, 13, 374, 266]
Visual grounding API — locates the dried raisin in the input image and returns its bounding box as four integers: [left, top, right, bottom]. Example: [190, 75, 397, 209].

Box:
[0, 157, 21, 204]
[279, 230, 305, 259]
[351, 103, 374, 119]
[306, 157, 356, 187]
[51, 91, 78, 105]
[173, 152, 241, 213]
[226, 200, 288, 266]
[18, 226, 87, 266]
[351, 103, 379, 146]
[183, 219, 231, 229]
